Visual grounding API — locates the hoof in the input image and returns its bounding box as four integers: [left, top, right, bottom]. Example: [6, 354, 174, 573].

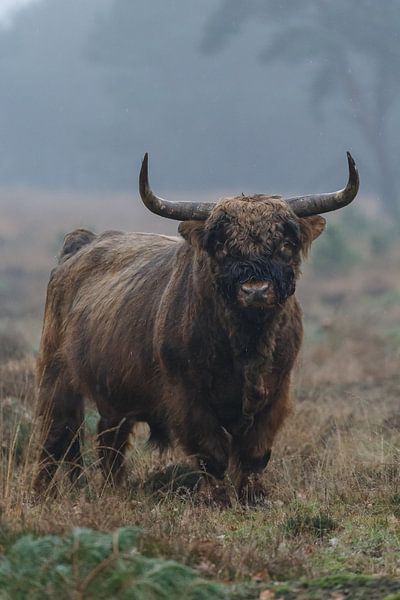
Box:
[239, 476, 269, 507]
[197, 477, 231, 508]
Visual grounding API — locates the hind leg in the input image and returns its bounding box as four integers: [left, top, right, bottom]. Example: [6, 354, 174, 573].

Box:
[35, 377, 85, 490]
[97, 416, 133, 485]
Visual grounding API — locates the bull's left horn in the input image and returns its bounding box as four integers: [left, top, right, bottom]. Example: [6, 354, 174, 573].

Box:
[285, 152, 359, 217]
[139, 153, 215, 221]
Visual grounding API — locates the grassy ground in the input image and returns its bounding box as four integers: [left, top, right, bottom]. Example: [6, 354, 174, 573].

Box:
[0, 194, 399, 598]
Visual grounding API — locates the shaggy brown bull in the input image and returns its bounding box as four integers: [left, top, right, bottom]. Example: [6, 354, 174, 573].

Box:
[35, 152, 359, 503]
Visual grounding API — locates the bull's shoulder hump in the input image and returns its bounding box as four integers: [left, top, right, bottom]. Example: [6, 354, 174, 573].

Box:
[59, 228, 96, 262]
[54, 230, 180, 272]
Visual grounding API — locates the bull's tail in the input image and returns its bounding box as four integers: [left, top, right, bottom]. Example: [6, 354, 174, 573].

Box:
[58, 228, 96, 263]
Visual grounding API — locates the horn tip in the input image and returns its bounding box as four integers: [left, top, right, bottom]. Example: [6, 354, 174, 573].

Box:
[346, 151, 359, 191]
[139, 152, 150, 196]
[346, 150, 355, 166]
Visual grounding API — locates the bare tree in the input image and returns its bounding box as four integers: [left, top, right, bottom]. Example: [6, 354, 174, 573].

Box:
[202, 0, 400, 217]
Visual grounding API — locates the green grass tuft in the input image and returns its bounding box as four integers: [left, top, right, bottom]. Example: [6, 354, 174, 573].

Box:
[283, 503, 338, 539]
[0, 527, 227, 600]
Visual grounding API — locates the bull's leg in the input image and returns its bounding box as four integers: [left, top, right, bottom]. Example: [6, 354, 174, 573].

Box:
[97, 416, 133, 485]
[234, 377, 292, 506]
[235, 445, 272, 506]
[35, 378, 85, 490]
[175, 402, 231, 504]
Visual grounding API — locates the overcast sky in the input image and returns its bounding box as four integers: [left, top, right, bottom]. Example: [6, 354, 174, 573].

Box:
[1, 0, 398, 208]
[0, 0, 40, 27]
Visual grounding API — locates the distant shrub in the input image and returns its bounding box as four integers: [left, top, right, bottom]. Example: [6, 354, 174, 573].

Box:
[370, 231, 394, 257]
[0, 328, 28, 363]
[0, 357, 35, 404]
[0, 527, 227, 600]
[310, 224, 360, 277]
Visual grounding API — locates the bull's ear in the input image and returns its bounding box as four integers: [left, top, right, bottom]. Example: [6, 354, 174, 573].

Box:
[298, 215, 326, 256]
[178, 221, 206, 248]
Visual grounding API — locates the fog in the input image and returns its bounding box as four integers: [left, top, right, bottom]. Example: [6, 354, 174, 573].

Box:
[0, 0, 399, 213]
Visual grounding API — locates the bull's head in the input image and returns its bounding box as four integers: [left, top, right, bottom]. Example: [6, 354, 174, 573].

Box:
[139, 153, 359, 310]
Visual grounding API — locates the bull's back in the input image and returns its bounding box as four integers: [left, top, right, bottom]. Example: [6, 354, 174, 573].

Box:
[42, 230, 181, 412]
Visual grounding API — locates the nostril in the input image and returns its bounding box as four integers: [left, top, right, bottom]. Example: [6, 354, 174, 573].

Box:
[241, 282, 272, 296]
[241, 285, 254, 295]
[258, 283, 271, 294]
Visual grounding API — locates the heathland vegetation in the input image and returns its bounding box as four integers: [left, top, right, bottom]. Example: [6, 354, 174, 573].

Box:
[0, 195, 399, 598]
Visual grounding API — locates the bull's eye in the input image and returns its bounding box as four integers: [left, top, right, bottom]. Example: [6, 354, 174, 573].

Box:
[215, 242, 228, 259]
[279, 242, 294, 260]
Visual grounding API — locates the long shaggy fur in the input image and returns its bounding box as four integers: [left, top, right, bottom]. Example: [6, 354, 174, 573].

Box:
[35, 195, 325, 501]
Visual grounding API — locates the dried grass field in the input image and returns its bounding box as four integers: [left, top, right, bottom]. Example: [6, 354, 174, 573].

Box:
[0, 191, 399, 598]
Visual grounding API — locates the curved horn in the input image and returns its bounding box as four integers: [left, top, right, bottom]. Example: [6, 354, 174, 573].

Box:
[139, 153, 215, 221]
[285, 152, 359, 217]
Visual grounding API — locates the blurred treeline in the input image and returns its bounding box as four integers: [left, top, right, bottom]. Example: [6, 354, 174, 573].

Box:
[1, 0, 400, 217]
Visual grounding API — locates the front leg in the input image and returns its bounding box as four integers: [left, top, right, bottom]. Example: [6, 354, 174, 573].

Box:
[233, 375, 292, 505]
[242, 363, 269, 418]
[236, 451, 272, 506]
[170, 388, 231, 505]
[231, 366, 269, 438]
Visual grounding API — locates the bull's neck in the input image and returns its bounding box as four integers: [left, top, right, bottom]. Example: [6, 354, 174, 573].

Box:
[221, 303, 284, 361]
[187, 248, 288, 421]
[191, 253, 284, 362]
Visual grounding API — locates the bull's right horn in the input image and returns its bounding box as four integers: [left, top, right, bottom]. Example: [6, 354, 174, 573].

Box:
[285, 152, 359, 217]
[139, 153, 215, 221]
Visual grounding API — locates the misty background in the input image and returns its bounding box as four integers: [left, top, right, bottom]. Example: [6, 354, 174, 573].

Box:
[1, 0, 400, 349]
[1, 0, 399, 214]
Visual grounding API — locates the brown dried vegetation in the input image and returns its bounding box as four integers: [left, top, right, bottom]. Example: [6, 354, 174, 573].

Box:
[0, 195, 399, 588]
